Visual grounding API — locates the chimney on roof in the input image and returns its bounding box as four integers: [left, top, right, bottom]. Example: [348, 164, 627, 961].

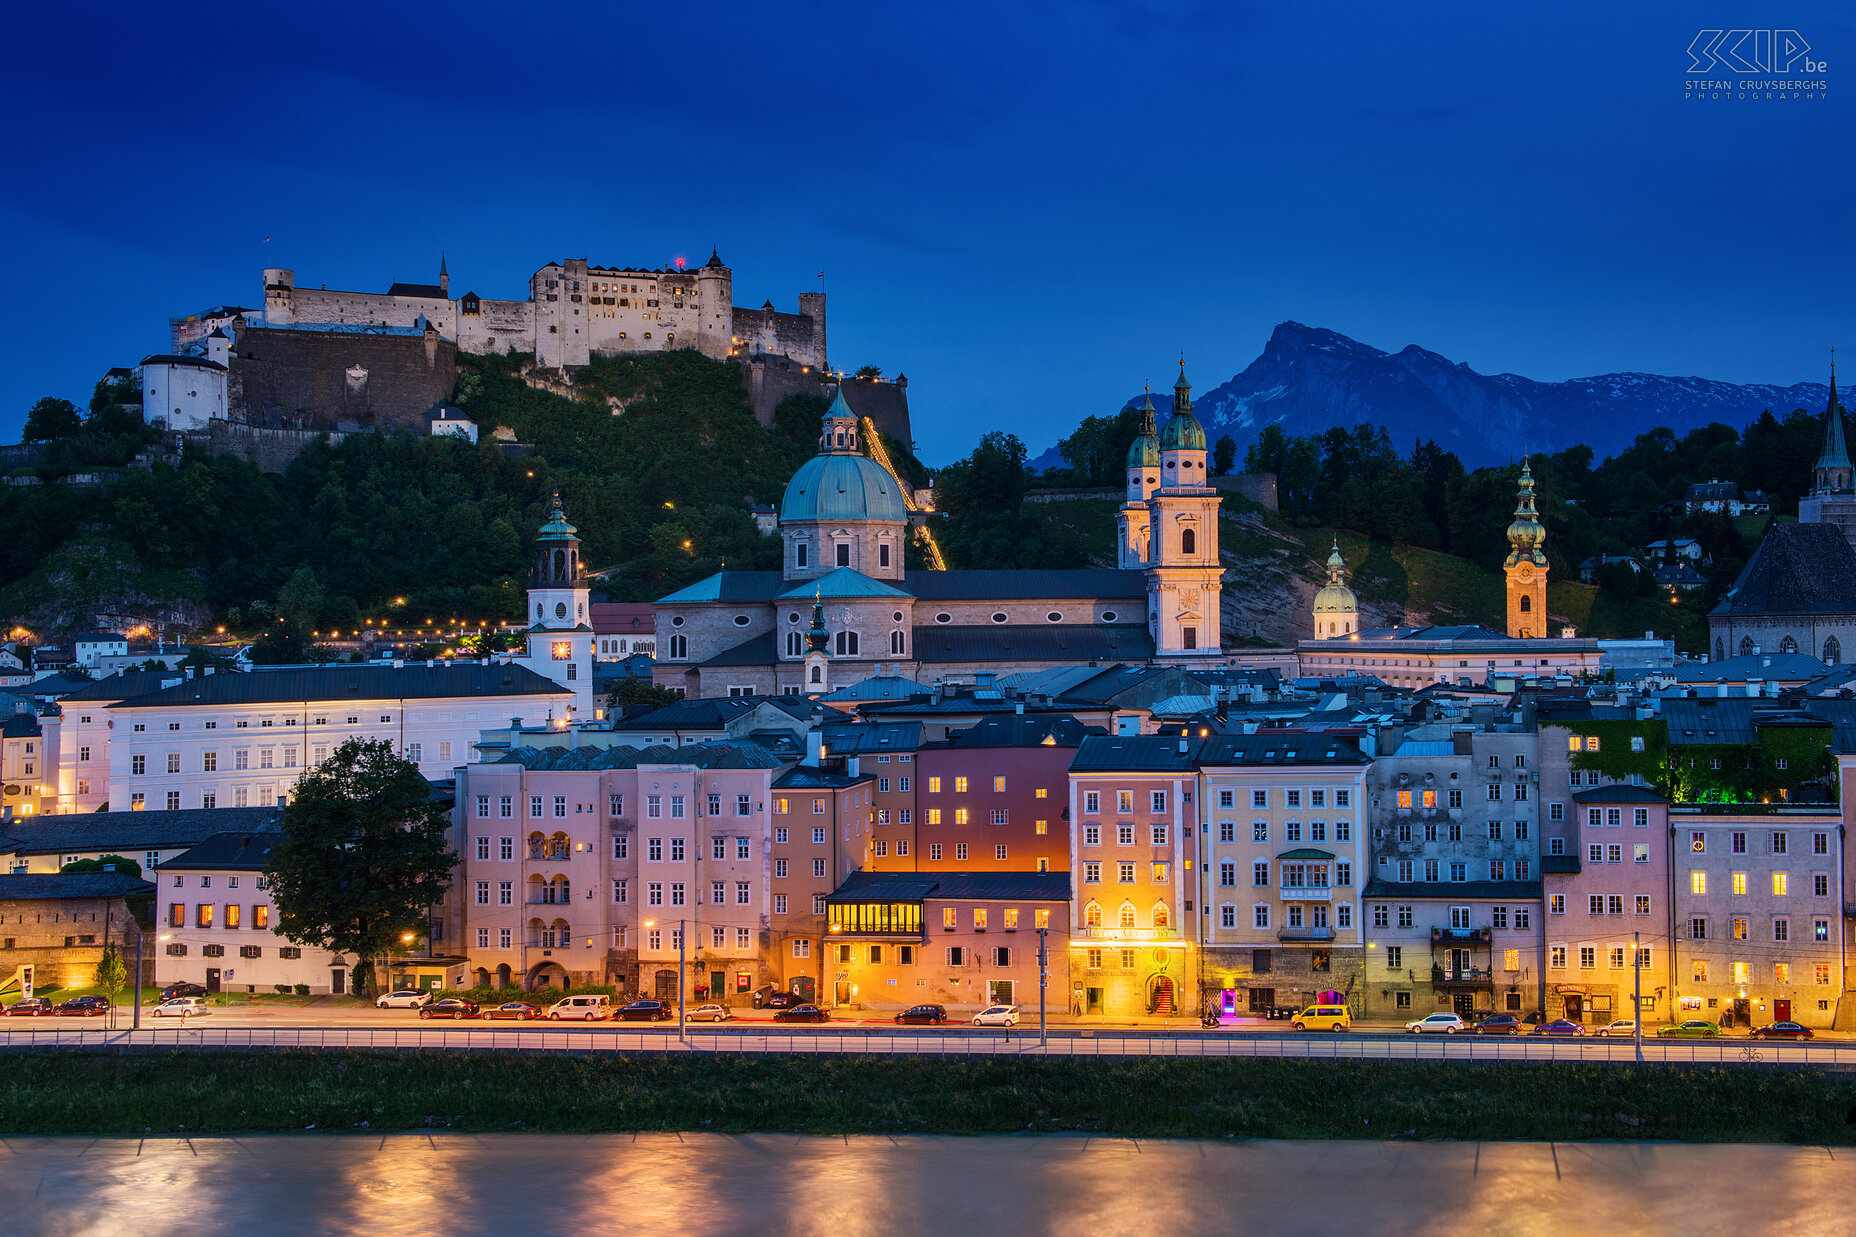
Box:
[511, 717, 522, 730]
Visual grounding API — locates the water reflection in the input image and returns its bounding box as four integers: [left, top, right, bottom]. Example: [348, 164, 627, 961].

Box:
[5, 1134, 1851, 1236]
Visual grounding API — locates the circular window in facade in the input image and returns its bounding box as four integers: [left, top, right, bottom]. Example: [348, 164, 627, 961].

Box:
[788, 612, 800, 624]
[1046, 611, 1063, 622]
[991, 612, 1009, 624]
[732, 615, 751, 627]
[893, 611, 904, 622]
[935, 613, 952, 624]
[1101, 611, 1118, 622]
[670, 615, 685, 628]
[554, 603, 567, 619]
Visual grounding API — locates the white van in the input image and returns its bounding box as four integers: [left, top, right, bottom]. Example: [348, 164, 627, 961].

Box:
[547, 994, 612, 1021]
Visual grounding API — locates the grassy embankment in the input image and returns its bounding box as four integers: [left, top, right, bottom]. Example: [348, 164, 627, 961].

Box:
[5, 1053, 1854, 1142]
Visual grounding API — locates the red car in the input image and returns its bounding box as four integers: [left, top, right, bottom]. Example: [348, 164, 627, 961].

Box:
[54, 996, 112, 1017]
[773, 1004, 830, 1024]
[1530, 1019, 1586, 1037]
[3, 998, 56, 1016]
[417, 998, 480, 1019]
[1751, 1021, 1815, 1041]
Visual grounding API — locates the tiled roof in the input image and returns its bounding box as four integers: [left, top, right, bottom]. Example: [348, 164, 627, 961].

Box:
[609, 698, 761, 731]
[1070, 734, 1201, 773]
[1663, 698, 1759, 745]
[1677, 652, 1829, 683]
[1711, 522, 1856, 617]
[108, 663, 569, 709]
[655, 572, 785, 605]
[58, 670, 185, 703]
[698, 632, 776, 667]
[160, 831, 279, 872]
[1196, 734, 1371, 767]
[944, 715, 1101, 749]
[818, 675, 929, 703]
[912, 625, 1155, 664]
[819, 722, 923, 753]
[774, 767, 869, 789]
[0, 806, 282, 857]
[774, 568, 910, 600]
[496, 742, 787, 771]
[0, 872, 156, 901]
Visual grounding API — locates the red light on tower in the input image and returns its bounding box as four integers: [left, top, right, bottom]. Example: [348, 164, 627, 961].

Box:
[674, 255, 686, 270]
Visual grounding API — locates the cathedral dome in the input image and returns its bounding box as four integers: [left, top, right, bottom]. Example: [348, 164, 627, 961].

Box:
[1159, 411, 1206, 451]
[1313, 542, 1357, 613]
[780, 453, 907, 523]
[1126, 432, 1160, 468]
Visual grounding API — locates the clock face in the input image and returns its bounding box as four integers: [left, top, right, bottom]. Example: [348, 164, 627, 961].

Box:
[1516, 565, 1533, 581]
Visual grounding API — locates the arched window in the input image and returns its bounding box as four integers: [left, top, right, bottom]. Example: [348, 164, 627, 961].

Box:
[1740, 636, 1755, 656]
[1152, 902, 1170, 928]
[553, 919, 572, 947]
[528, 832, 547, 860]
[1519, 595, 1532, 612]
[528, 917, 546, 946]
[527, 874, 545, 902]
[1715, 637, 1725, 661]
[1780, 635, 1798, 654]
[553, 549, 567, 579]
[786, 631, 803, 657]
[549, 832, 570, 859]
[551, 876, 571, 903]
[1181, 527, 1196, 555]
[1085, 901, 1102, 927]
[835, 631, 859, 656]
[890, 630, 905, 654]
[1825, 636, 1843, 665]
[1118, 903, 1137, 928]
[668, 634, 688, 659]
[810, 665, 822, 684]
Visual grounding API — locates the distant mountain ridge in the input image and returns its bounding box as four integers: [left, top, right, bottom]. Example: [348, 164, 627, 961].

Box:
[1035, 322, 1831, 470]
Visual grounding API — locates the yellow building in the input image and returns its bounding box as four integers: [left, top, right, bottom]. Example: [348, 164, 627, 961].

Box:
[1504, 464, 1549, 638]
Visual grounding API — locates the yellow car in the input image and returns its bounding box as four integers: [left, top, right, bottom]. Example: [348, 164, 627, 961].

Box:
[1291, 1004, 1352, 1031]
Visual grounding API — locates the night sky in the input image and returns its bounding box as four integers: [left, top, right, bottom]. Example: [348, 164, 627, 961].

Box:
[4, 2, 1850, 462]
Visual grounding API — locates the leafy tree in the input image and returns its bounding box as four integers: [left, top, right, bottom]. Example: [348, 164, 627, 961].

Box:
[265, 739, 454, 998]
[936, 431, 1030, 515]
[22, 397, 82, 443]
[853, 365, 883, 379]
[1211, 434, 1236, 477]
[95, 942, 128, 1000]
[609, 676, 683, 713]
[1056, 407, 1143, 486]
[276, 565, 325, 631]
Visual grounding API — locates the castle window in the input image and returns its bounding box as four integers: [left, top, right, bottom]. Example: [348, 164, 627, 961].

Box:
[1181, 528, 1196, 555]
[1047, 612, 1063, 622]
[733, 615, 751, 627]
[1101, 610, 1118, 622]
[1825, 637, 1842, 665]
[668, 635, 688, 659]
[670, 615, 685, 627]
[1780, 636, 1798, 654]
[935, 613, 952, 624]
[835, 631, 860, 656]
[1741, 637, 1755, 656]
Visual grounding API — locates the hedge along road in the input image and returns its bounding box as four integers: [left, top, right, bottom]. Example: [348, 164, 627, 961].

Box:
[0, 1023, 1836, 1065]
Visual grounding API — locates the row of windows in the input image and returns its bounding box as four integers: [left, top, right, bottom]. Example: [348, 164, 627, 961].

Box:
[1687, 915, 1833, 943]
[1083, 901, 1170, 929]
[1369, 904, 1533, 930]
[122, 714, 391, 733]
[1384, 859, 1532, 882]
[129, 789, 280, 809]
[1216, 902, 1355, 930]
[1083, 790, 1174, 814]
[165, 943, 297, 959]
[1689, 830, 1828, 856]
[1379, 820, 1528, 843]
[1211, 788, 1355, 809]
[1687, 870, 1826, 897]
[1083, 823, 1176, 846]
[166, 903, 270, 930]
[1217, 860, 1355, 888]
[1080, 861, 1172, 884]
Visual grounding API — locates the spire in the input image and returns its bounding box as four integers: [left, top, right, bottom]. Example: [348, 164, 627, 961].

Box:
[1503, 463, 1546, 566]
[1326, 539, 1347, 582]
[806, 594, 830, 654]
[1139, 388, 1157, 437]
[439, 251, 448, 278]
[1173, 354, 1191, 415]
[1816, 352, 1852, 489]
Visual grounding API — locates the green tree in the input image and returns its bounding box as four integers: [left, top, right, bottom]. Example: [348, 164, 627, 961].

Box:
[853, 365, 883, 379]
[609, 676, 683, 713]
[22, 397, 82, 443]
[95, 942, 128, 1000]
[276, 565, 325, 631]
[1211, 434, 1236, 477]
[265, 739, 454, 998]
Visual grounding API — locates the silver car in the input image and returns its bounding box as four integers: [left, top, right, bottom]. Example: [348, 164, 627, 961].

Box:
[375, 989, 432, 1009]
[1405, 1012, 1465, 1034]
[972, 1004, 1020, 1027]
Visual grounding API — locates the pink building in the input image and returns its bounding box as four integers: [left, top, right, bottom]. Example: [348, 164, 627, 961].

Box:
[1542, 783, 1672, 1025]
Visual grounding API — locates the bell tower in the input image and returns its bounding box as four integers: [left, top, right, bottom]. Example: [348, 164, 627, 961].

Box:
[802, 597, 831, 693]
[1503, 464, 1549, 639]
[518, 493, 595, 719]
[1145, 358, 1223, 657]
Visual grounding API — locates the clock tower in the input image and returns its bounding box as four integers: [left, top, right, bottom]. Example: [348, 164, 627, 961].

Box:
[1503, 464, 1549, 638]
[518, 493, 595, 720]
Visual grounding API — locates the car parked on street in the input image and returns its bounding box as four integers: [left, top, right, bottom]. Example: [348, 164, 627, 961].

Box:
[1752, 1021, 1815, 1041]
[762, 991, 804, 1010]
[159, 982, 208, 1001]
[1656, 1019, 1723, 1038]
[417, 998, 480, 1019]
[53, 995, 112, 1016]
[687, 1003, 732, 1023]
[773, 1004, 829, 1023]
[2, 998, 56, 1016]
[972, 1004, 1020, 1027]
[1405, 1013, 1465, 1034]
[1471, 1014, 1524, 1035]
[482, 1002, 544, 1021]
[1291, 1004, 1352, 1032]
[549, 994, 614, 1021]
[894, 1004, 949, 1025]
[1530, 1019, 1586, 1037]
[1593, 1019, 1638, 1037]
[152, 997, 210, 1018]
[617, 999, 672, 1022]
[376, 989, 432, 1010]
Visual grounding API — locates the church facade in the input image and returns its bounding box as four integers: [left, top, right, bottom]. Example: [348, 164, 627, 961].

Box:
[651, 367, 1226, 696]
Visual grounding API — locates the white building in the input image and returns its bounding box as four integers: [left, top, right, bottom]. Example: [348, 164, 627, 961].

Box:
[72, 630, 129, 668]
[511, 496, 595, 719]
[102, 663, 571, 812]
[138, 333, 230, 430]
[155, 829, 351, 995]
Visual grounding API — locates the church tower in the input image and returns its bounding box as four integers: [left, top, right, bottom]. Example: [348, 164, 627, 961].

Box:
[1312, 541, 1359, 639]
[1813, 359, 1852, 495]
[1146, 360, 1223, 657]
[802, 597, 831, 693]
[1503, 464, 1548, 638]
[518, 493, 595, 719]
[1117, 392, 1160, 568]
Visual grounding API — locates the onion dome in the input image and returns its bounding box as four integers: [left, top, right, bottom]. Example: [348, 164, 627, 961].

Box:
[1126, 392, 1160, 468]
[1504, 464, 1548, 566]
[1313, 540, 1358, 614]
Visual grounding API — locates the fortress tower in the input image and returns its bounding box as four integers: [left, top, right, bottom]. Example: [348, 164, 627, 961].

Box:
[1503, 464, 1548, 638]
[1146, 361, 1223, 656]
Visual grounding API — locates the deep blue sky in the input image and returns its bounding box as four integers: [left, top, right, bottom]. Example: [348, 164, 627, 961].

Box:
[4, 2, 1850, 463]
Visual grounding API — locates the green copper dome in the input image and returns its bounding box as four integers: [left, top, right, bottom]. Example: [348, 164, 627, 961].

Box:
[1160, 411, 1206, 451]
[1126, 433, 1160, 467]
[1504, 463, 1547, 566]
[781, 453, 907, 523]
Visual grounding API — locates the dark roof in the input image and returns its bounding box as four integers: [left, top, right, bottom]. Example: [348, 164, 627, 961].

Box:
[912, 624, 1155, 664]
[818, 722, 924, 753]
[906, 570, 1147, 601]
[1, 712, 41, 738]
[1277, 847, 1335, 860]
[496, 742, 787, 771]
[1540, 855, 1581, 874]
[387, 282, 448, 298]
[774, 767, 869, 790]
[0, 806, 281, 857]
[610, 698, 763, 731]
[139, 354, 227, 371]
[0, 872, 156, 902]
[944, 715, 1100, 749]
[74, 630, 126, 642]
[60, 670, 188, 703]
[1677, 652, 1829, 683]
[1711, 522, 1856, 617]
[1361, 879, 1544, 900]
[1686, 481, 1744, 501]
[1662, 698, 1759, 745]
[109, 663, 570, 709]
[1196, 734, 1371, 767]
[1571, 785, 1668, 804]
[160, 831, 279, 872]
[1070, 734, 1201, 773]
[827, 870, 1072, 903]
[699, 631, 777, 667]
[658, 572, 785, 604]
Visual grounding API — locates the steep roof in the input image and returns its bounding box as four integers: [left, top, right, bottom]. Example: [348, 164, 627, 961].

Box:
[160, 831, 280, 872]
[0, 806, 282, 857]
[108, 663, 570, 709]
[819, 721, 924, 753]
[609, 697, 764, 731]
[387, 282, 448, 299]
[775, 568, 910, 600]
[1196, 733, 1371, 767]
[1663, 698, 1759, 745]
[1676, 652, 1829, 683]
[1571, 785, 1668, 804]
[657, 572, 785, 605]
[0, 872, 156, 902]
[60, 670, 189, 703]
[1710, 522, 1856, 617]
[944, 714, 1101, 749]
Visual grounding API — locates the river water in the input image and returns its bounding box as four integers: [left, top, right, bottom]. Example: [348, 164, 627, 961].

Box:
[4, 1133, 1849, 1235]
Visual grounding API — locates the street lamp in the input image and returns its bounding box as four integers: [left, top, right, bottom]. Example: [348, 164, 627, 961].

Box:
[644, 918, 688, 1044]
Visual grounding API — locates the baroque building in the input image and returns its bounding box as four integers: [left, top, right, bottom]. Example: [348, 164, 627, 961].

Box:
[651, 364, 1228, 696]
[1504, 464, 1549, 638]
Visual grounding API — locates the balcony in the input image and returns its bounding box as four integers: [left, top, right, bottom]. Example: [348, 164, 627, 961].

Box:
[1279, 886, 1332, 901]
[1276, 926, 1336, 943]
[1081, 925, 1179, 942]
[1432, 966, 1495, 986]
[1430, 926, 1492, 945]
